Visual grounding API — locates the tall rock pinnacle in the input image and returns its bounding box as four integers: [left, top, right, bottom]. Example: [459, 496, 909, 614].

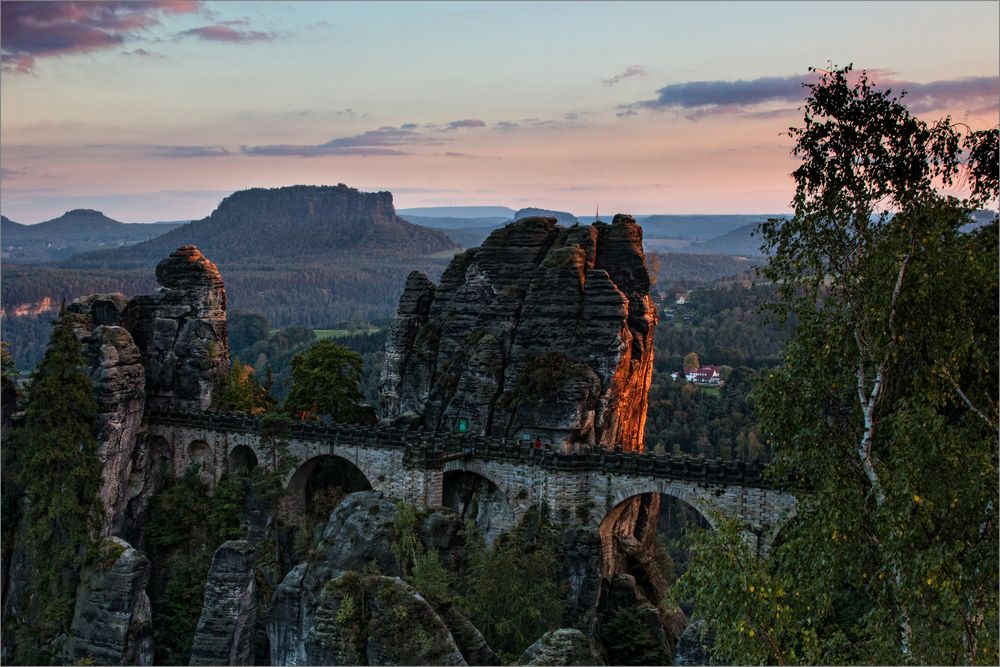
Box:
[123, 245, 229, 410]
[379, 214, 657, 451]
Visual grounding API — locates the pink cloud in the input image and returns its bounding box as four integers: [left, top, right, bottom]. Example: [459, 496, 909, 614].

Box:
[1, 1, 200, 73]
[179, 24, 274, 43]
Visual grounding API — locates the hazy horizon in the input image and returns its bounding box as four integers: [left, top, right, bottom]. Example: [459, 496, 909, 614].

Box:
[3, 196, 792, 226]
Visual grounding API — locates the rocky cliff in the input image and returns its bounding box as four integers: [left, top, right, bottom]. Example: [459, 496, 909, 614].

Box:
[379, 215, 657, 450]
[122, 245, 229, 410]
[190, 541, 258, 666]
[67, 294, 146, 535]
[63, 537, 154, 666]
[268, 492, 478, 666]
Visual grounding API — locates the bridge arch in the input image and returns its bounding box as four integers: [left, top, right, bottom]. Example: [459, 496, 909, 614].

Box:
[762, 504, 799, 555]
[186, 439, 215, 486]
[441, 468, 517, 547]
[227, 445, 258, 476]
[598, 480, 720, 532]
[285, 454, 374, 526]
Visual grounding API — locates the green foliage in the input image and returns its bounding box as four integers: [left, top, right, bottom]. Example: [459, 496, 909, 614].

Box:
[97, 538, 127, 573]
[410, 549, 455, 604]
[676, 519, 825, 665]
[336, 594, 359, 625]
[684, 65, 999, 665]
[145, 470, 247, 665]
[10, 309, 103, 662]
[645, 364, 765, 460]
[391, 501, 425, 577]
[228, 310, 316, 402]
[600, 605, 668, 666]
[284, 339, 366, 422]
[459, 512, 566, 662]
[151, 552, 213, 665]
[228, 310, 270, 354]
[389, 500, 455, 605]
[657, 282, 791, 371]
[145, 470, 213, 550]
[209, 474, 249, 542]
[215, 359, 274, 414]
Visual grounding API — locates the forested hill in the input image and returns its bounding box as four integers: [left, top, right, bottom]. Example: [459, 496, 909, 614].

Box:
[682, 223, 766, 256]
[2, 210, 184, 263]
[65, 184, 458, 269]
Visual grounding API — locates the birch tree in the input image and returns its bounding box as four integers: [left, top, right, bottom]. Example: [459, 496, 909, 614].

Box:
[679, 65, 998, 664]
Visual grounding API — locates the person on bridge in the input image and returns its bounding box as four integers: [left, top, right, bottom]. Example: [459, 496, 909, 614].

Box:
[533, 437, 542, 450]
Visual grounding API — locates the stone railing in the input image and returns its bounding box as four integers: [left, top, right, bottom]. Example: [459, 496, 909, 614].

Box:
[145, 407, 776, 489]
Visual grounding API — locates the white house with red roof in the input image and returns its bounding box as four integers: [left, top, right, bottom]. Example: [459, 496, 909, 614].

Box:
[685, 364, 722, 385]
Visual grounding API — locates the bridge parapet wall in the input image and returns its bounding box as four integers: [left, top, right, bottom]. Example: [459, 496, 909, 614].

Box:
[143, 408, 797, 550]
[146, 408, 775, 488]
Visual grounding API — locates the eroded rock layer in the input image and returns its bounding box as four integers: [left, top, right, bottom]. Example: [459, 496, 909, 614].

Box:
[190, 540, 258, 666]
[122, 245, 229, 410]
[64, 537, 154, 666]
[379, 215, 657, 451]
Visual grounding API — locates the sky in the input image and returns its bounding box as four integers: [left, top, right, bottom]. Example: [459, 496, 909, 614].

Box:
[1, 1, 998, 223]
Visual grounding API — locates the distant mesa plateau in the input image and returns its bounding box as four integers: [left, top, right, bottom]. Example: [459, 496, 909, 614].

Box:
[66, 184, 458, 268]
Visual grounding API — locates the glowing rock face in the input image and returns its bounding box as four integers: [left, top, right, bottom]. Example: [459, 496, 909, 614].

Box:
[380, 214, 657, 452]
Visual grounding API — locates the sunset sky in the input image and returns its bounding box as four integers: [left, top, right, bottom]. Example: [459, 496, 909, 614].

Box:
[2, 1, 998, 223]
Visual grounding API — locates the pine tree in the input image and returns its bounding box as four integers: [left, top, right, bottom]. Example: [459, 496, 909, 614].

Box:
[12, 308, 104, 663]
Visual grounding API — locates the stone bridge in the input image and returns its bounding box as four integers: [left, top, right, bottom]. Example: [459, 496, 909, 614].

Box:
[143, 408, 797, 553]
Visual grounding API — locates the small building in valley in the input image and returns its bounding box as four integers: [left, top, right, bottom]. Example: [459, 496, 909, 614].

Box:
[685, 365, 722, 385]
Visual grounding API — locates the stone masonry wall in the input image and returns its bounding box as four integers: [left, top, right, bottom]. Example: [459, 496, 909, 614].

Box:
[143, 420, 796, 553]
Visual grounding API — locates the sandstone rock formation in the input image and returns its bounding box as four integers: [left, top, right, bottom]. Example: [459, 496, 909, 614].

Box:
[64, 537, 153, 666]
[595, 572, 685, 665]
[270, 570, 467, 666]
[557, 528, 603, 622]
[517, 628, 603, 665]
[379, 215, 657, 451]
[121, 432, 175, 547]
[268, 492, 473, 666]
[190, 540, 258, 666]
[431, 599, 501, 666]
[122, 245, 229, 410]
[294, 491, 465, 578]
[68, 294, 146, 535]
